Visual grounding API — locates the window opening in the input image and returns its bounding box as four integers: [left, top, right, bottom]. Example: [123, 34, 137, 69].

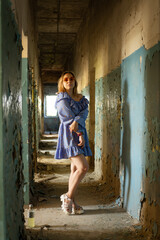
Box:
[45, 95, 57, 117]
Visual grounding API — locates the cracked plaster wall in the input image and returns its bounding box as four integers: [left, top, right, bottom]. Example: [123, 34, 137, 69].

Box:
[72, 0, 160, 237]
[13, 0, 42, 202]
[141, 44, 160, 238]
[23, 0, 42, 203]
[27, 0, 42, 148]
[0, 0, 25, 239]
[0, 0, 42, 238]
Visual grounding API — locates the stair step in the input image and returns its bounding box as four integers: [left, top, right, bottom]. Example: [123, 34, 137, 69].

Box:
[41, 134, 58, 140]
[38, 150, 56, 157]
[39, 141, 57, 150]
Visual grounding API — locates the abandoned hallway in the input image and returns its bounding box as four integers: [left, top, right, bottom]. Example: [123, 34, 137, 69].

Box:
[25, 134, 146, 240]
[0, 0, 160, 239]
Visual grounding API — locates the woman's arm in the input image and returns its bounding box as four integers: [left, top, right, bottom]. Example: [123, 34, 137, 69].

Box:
[69, 107, 88, 132]
[74, 107, 89, 128]
[56, 99, 75, 125]
[56, 96, 88, 132]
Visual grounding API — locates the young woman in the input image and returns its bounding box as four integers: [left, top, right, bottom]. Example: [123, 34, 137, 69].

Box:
[55, 71, 92, 215]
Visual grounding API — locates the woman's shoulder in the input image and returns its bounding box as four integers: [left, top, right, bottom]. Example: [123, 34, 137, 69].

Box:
[55, 92, 70, 107]
[55, 92, 89, 105]
[56, 92, 70, 100]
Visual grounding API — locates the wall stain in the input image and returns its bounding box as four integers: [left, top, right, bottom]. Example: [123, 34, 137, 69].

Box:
[94, 68, 121, 195]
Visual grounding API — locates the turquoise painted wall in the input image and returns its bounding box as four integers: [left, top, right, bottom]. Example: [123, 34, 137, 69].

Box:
[95, 77, 105, 167]
[121, 43, 160, 228]
[121, 47, 146, 219]
[81, 85, 90, 100]
[0, 0, 25, 239]
[92, 41, 160, 236]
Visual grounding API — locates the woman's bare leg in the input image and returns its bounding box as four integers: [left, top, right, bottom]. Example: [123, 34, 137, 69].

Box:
[66, 154, 89, 199]
[68, 162, 77, 194]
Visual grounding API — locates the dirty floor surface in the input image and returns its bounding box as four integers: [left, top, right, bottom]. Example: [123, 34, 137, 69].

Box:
[25, 135, 150, 240]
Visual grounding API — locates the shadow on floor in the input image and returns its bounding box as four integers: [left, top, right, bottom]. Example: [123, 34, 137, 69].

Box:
[26, 227, 148, 240]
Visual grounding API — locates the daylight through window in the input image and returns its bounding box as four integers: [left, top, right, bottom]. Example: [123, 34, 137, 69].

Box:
[45, 95, 57, 117]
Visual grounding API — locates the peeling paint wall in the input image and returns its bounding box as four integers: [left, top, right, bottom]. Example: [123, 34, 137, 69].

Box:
[104, 69, 121, 195]
[94, 69, 121, 192]
[25, 0, 42, 174]
[25, 0, 42, 176]
[0, 0, 25, 239]
[22, 54, 29, 204]
[141, 43, 160, 238]
[22, 22, 30, 204]
[0, 0, 42, 238]
[11, 0, 41, 202]
[20, 0, 41, 203]
[72, 0, 160, 237]
[94, 77, 105, 180]
[120, 41, 160, 238]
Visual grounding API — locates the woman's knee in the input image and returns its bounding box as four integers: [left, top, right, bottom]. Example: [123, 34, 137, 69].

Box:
[78, 163, 89, 175]
[71, 154, 89, 174]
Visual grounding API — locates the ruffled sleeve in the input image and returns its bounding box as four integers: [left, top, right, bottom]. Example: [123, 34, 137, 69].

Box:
[55, 92, 75, 125]
[55, 92, 70, 108]
[74, 97, 89, 128]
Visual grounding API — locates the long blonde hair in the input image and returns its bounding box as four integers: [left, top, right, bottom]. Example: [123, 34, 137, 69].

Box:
[57, 71, 78, 95]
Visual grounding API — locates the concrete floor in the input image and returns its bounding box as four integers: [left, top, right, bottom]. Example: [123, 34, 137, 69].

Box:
[25, 135, 150, 240]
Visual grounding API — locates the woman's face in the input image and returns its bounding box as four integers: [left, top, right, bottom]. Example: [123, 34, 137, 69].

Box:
[63, 73, 75, 91]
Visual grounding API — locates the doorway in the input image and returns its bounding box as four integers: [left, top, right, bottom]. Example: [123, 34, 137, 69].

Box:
[43, 83, 59, 134]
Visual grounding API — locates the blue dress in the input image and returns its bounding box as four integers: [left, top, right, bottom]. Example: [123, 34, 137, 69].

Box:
[55, 92, 92, 159]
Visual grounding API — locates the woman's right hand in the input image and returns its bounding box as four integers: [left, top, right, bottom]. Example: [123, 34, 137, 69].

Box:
[69, 121, 78, 132]
[78, 135, 85, 148]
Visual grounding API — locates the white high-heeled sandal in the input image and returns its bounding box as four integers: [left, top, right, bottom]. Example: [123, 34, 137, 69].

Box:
[60, 194, 73, 215]
[72, 199, 84, 215]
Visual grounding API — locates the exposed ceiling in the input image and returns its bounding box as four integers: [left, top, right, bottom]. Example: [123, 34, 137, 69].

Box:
[36, 0, 90, 82]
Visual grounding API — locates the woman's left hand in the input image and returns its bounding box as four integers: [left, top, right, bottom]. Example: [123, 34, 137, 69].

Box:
[78, 135, 85, 148]
[69, 121, 78, 132]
